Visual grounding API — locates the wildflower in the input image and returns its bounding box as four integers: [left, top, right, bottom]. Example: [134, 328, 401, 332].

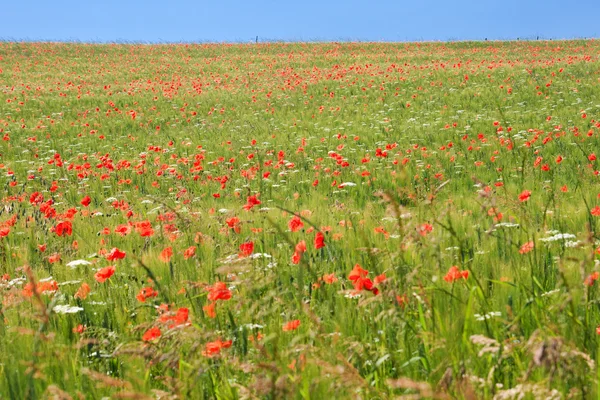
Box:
[159, 307, 189, 328]
[135, 220, 155, 237]
[202, 339, 232, 357]
[94, 266, 115, 283]
[183, 246, 196, 259]
[444, 266, 469, 282]
[207, 282, 231, 301]
[203, 302, 216, 318]
[417, 223, 433, 236]
[55, 221, 72, 237]
[114, 224, 132, 236]
[80, 195, 91, 207]
[518, 190, 531, 202]
[239, 241, 254, 257]
[282, 320, 301, 331]
[591, 206, 600, 216]
[243, 195, 261, 211]
[105, 247, 126, 261]
[288, 216, 304, 232]
[585, 272, 600, 286]
[22, 280, 58, 297]
[142, 327, 161, 342]
[519, 241, 534, 254]
[136, 287, 158, 302]
[74, 282, 91, 299]
[225, 217, 241, 233]
[322, 273, 337, 284]
[314, 231, 326, 249]
[159, 247, 173, 262]
[291, 240, 306, 264]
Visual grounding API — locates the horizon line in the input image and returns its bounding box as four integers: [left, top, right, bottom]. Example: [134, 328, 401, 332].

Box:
[0, 36, 598, 46]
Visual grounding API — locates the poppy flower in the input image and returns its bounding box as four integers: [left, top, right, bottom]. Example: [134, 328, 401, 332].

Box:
[519, 241, 534, 254]
[202, 339, 232, 357]
[105, 247, 126, 261]
[443, 266, 469, 282]
[0, 227, 9, 238]
[142, 327, 161, 342]
[239, 241, 254, 257]
[207, 282, 231, 301]
[243, 195, 261, 211]
[282, 319, 301, 331]
[314, 231, 325, 249]
[74, 282, 91, 300]
[136, 286, 158, 302]
[55, 221, 73, 237]
[114, 224, 132, 236]
[48, 253, 61, 264]
[203, 302, 216, 318]
[135, 221, 155, 237]
[518, 190, 531, 202]
[226, 217, 241, 233]
[591, 206, 600, 216]
[95, 266, 115, 283]
[585, 272, 599, 286]
[80, 195, 91, 207]
[183, 246, 196, 259]
[291, 240, 306, 264]
[159, 247, 173, 262]
[159, 307, 189, 328]
[288, 216, 304, 232]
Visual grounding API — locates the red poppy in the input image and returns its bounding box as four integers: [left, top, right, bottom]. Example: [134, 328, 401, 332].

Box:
[203, 302, 216, 318]
[135, 221, 155, 237]
[159, 247, 173, 262]
[291, 240, 306, 265]
[105, 247, 126, 261]
[55, 221, 72, 237]
[591, 206, 600, 216]
[243, 195, 261, 211]
[322, 273, 338, 284]
[288, 216, 304, 232]
[95, 266, 115, 283]
[114, 224, 132, 236]
[314, 231, 325, 249]
[207, 282, 232, 301]
[239, 241, 254, 257]
[519, 241, 534, 254]
[518, 190, 531, 202]
[0, 227, 9, 238]
[443, 266, 469, 282]
[159, 307, 189, 328]
[80, 195, 91, 207]
[136, 286, 158, 302]
[183, 246, 196, 259]
[142, 327, 161, 342]
[282, 319, 301, 331]
[74, 282, 91, 300]
[202, 339, 232, 357]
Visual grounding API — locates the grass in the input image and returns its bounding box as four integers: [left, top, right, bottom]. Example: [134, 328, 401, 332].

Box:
[0, 39, 599, 398]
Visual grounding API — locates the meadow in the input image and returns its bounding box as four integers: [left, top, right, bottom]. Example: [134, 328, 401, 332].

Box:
[0, 40, 599, 399]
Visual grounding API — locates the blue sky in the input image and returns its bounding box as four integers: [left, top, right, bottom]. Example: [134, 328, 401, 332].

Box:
[1, 0, 598, 43]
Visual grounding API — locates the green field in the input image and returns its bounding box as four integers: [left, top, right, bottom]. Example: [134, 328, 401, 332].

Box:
[1, 40, 600, 398]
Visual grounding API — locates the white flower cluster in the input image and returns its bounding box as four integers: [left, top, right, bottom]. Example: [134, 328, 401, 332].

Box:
[539, 233, 576, 242]
[474, 311, 501, 321]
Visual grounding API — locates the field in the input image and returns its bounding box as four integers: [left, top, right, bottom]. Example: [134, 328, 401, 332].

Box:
[0, 40, 600, 399]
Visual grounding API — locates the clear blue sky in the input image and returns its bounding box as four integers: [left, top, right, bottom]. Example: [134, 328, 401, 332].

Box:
[1, 0, 598, 43]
